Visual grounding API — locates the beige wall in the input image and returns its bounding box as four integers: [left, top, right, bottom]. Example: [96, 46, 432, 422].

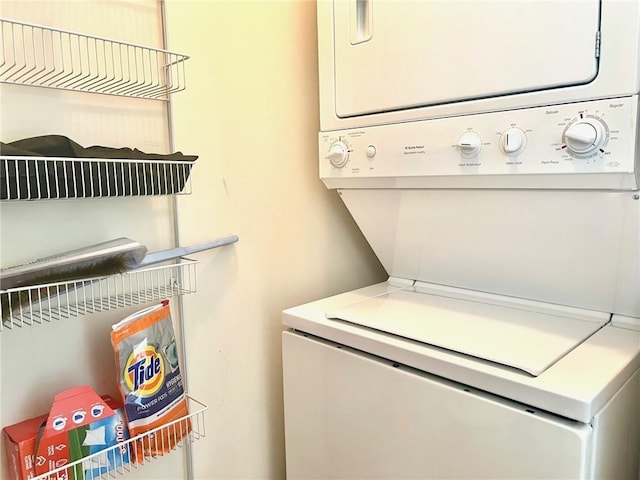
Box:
[166, 1, 385, 479]
[0, 1, 384, 479]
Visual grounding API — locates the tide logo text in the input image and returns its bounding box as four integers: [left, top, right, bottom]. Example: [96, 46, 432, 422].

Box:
[124, 346, 165, 397]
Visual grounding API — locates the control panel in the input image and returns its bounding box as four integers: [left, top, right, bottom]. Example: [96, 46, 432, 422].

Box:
[319, 97, 639, 189]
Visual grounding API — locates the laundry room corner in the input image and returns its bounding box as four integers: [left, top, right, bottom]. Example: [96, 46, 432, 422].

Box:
[1, 0, 639, 479]
[163, 1, 387, 478]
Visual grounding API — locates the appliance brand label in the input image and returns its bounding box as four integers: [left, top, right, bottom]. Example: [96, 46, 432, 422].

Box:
[403, 145, 426, 155]
[347, 130, 366, 138]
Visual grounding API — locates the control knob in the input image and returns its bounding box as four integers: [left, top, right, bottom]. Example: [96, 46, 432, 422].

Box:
[327, 140, 349, 168]
[500, 128, 526, 156]
[457, 131, 482, 158]
[562, 118, 607, 157]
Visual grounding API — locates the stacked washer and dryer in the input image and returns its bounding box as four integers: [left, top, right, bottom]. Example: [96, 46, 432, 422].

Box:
[282, 1, 640, 478]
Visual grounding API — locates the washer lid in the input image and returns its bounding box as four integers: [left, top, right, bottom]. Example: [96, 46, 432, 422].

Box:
[327, 290, 609, 376]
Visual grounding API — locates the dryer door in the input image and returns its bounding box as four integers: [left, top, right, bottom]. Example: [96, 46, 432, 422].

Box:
[332, 0, 601, 117]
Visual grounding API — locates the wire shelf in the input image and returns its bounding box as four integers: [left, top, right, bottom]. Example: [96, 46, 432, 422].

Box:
[1, 258, 197, 330]
[32, 395, 207, 480]
[0, 18, 189, 99]
[0, 156, 194, 200]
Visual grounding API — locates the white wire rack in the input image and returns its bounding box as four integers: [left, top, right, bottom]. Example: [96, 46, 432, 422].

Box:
[0, 258, 197, 330]
[31, 395, 207, 480]
[0, 17, 188, 99]
[0, 156, 194, 200]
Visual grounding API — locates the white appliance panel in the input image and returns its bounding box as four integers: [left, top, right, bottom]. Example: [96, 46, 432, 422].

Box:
[321, 97, 640, 190]
[327, 289, 608, 376]
[591, 370, 640, 479]
[337, 188, 640, 318]
[333, 0, 600, 118]
[283, 330, 593, 480]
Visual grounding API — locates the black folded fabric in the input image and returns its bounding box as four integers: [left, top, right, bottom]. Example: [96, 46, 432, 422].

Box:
[0, 135, 198, 162]
[1, 135, 197, 200]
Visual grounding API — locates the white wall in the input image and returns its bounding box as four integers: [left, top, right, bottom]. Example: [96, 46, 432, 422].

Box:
[164, 1, 386, 478]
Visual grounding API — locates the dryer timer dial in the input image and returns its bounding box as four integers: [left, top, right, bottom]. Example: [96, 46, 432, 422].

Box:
[562, 117, 607, 157]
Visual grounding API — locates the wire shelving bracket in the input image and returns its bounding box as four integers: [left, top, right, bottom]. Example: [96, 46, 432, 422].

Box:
[31, 395, 208, 480]
[0, 258, 198, 331]
[0, 18, 189, 99]
[0, 155, 194, 200]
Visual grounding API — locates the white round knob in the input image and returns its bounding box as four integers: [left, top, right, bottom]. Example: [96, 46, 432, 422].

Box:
[500, 128, 526, 156]
[563, 119, 605, 156]
[457, 131, 482, 158]
[327, 141, 349, 168]
[366, 145, 377, 158]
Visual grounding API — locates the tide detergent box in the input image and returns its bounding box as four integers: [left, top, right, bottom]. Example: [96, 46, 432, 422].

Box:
[33, 386, 130, 480]
[3, 413, 48, 480]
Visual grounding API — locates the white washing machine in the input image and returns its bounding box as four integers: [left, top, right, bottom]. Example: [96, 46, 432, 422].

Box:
[283, 1, 640, 479]
[283, 281, 640, 479]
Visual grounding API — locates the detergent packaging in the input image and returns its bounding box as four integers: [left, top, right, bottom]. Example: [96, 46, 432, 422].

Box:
[3, 413, 47, 480]
[3, 388, 130, 480]
[33, 388, 130, 480]
[111, 300, 190, 461]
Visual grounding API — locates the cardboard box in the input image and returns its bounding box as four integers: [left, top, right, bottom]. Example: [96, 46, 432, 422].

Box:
[78, 400, 130, 479]
[2, 388, 130, 480]
[34, 386, 131, 480]
[3, 413, 48, 480]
